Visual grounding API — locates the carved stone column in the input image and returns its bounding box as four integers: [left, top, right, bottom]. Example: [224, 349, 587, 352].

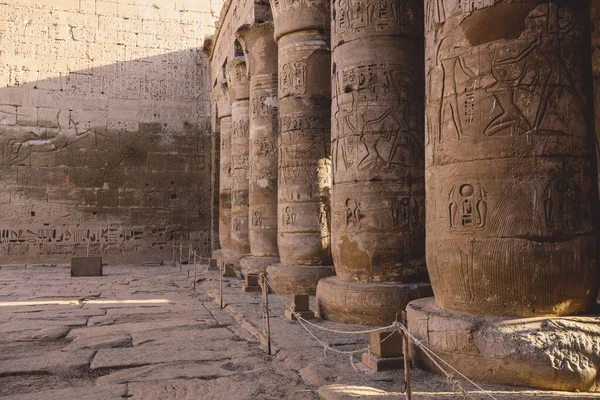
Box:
[408, 1, 600, 391]
[592, 1, 600, 198]
[268, 0, 335, 294]
[216, 87, 233, 258]
[315, 0, 432, 326]
[227, 58, 251, 263]
[237, 23, 281, 276]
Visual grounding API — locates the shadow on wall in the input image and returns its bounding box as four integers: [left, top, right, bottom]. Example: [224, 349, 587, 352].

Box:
[0, 49, 213, 264]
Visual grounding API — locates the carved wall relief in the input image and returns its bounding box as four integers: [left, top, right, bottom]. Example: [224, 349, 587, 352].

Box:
[425, 0, 598, 316]
[329, 5, 425, 283]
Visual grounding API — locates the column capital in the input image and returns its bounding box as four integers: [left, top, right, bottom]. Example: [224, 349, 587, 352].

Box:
[236, 22, 278, 77]
[226, 58, 250, 102]
[271, 0, 330, 41]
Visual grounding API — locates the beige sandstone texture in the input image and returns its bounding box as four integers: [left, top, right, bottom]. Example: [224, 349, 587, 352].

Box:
[237, 22, 280, 268]
[266, 0, 335, 294]
[0, 0, 221, 263]
[2, 263, 596, 399]
[317, 0, 432, 326]
[425, 0, 598, 317]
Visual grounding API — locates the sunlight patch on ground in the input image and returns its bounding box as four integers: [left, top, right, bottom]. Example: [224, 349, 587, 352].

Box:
[0, 299, 171, 307]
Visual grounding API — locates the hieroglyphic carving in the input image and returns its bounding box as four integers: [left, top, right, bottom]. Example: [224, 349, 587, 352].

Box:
[425, 1, 597, 317]
[280, 61, 307, 96]
[447, 184, 487, 231]
[251, 94, 278, 118]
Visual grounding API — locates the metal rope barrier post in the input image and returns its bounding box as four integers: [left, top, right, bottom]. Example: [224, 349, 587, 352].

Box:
[261, 273, 271, 355]
[187, 245, 192, 277]
[172, 242, 175, 266]
[193, 251, 197, 290]
[179, 244, 183, 272]
[219, 261, 224, 309]
[401, 312, 412, 400]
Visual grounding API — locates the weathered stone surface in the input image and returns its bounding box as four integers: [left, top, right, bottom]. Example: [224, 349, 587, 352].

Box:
[408, 298, 600, 391]
[96, 361, 240, 385]
[317, 0, 430, 325]
[71, 257, 103, 277]
[425, 1, 598, 317]
[0, 384, 127, 400]
[0, 0, 214, 264]
[7, 325, 70, 341]
[269, 1, 335, 294]
[237, 23, 280, 260]
[66, 334, 132, 351]
[219, 111, 233, 252]
[0, 349, 94, 376]
[91, 343, 249, 370]
[266, 264, 334, 295]
[227, 58, 251, 256]
[317, 277, 432, 326]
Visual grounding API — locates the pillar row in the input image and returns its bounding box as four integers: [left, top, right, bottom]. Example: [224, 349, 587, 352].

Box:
[238, 23, 281, 275]
[316, 0, 432, 326]
[268, 0, 335, 294]
[407, 1, 600, 391]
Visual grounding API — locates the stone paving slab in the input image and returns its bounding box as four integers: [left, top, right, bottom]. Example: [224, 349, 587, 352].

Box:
[0, 384, 127, 400]
[0, 349, 94, 376]
[91, 343, 248, 370]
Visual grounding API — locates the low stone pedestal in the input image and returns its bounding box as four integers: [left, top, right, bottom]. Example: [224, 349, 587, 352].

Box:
[242, 274, 261, 292]
[208, 258, 219, 271]
[284, 294, 315, 321]
[240, 256, 279, 277]
[362, 330, 403, 372]
[71, 257, 103, 277]
[407, 298, 600, 392]
[222, 264, 237, 278]
[266, 264, 335, 295]
[316, 277, 432, 326]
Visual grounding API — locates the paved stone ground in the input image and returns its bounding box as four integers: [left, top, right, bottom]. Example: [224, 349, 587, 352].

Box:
[0, 263, 597, 399]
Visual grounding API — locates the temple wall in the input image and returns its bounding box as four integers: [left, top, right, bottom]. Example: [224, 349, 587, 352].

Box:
[0, 0, 218, 263]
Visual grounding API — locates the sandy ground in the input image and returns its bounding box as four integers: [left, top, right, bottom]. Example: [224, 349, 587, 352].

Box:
[0, 263, 597, 399]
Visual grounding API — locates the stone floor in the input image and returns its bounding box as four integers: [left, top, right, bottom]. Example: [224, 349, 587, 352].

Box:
[0, 263, 597, 399]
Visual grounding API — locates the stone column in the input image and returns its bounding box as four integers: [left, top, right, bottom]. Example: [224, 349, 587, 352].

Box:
[315, 0, 432, 326]
[226, 58, 251, 263]
[216, 88, 233, 257]
[237, 23, 281, 276]
[268, 0, 335, 294]
[210, 101, 221, 253]
[407, 1, 600, 391]
[592, 1, 600, 197]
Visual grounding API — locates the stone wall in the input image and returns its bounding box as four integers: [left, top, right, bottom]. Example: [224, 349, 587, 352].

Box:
[0, 0, 219, 263]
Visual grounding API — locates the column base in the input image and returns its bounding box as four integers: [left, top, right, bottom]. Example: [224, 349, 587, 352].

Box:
[240, 256, 280, 277]
[316, 277, 433, 326]
[221, 250, 249, 268]
[265, 264, 335, 295]
[407, 298, 600, 392]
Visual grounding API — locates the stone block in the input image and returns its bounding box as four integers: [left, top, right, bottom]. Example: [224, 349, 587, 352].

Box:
[369, 330, 403, 359]
[208, 258, 218, 271]
[242, 273, 261, 292]
[222, 264, 237, 278]
[285, 294, 315, 320]
[291, 294, 310, 312]
[361, 352, 404, 372]
[71, 257, 103, 277]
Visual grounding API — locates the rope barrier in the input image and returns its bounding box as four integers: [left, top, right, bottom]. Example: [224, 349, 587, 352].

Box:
[194, 253, 499, 400]
[396, 323, 499, 400]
